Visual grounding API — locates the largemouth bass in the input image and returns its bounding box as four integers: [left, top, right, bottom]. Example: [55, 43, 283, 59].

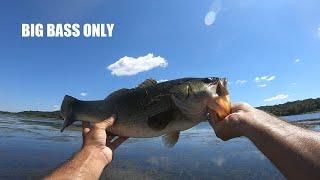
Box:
[60, 77, 231, 147]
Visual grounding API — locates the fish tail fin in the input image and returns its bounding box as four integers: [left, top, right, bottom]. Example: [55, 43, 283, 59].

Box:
[60, 95, 78, 132]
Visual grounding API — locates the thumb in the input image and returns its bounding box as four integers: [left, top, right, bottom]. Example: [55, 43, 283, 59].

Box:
[211, 118, 233, 141]
[94, 115, 116, 129]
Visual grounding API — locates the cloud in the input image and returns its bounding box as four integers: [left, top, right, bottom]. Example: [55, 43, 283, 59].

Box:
[80, 92, 87, 97]
[235, 80, 247, 85]
[258, 84, 267, 88]
[107, 53, 168, 76]
[264, 94, 289, 102]
[157, 79, 168, 83]
[204, 0, 221, 26]
[254, 75, 276, 82]
[294, 58, 300, 63]
[317, 27, 320, 38]
[53, 105, 59, 111]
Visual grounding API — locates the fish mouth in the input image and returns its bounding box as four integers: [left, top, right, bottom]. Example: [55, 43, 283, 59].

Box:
[207, 95, 231, 119]
[207, 78, 231, 119]
[206, 77, 220, 86]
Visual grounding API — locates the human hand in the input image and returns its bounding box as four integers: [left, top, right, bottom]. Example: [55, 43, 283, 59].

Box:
[81, 115, 128, 164]
[209, 102, 257, 141]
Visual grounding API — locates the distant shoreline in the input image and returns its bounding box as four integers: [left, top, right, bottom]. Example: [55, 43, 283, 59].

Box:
[0, 110, 62, 120]
[0, 110, 319, 128]
[292, 119, 320, 127]
[1, 97, 319, 119]
[257, 98, 320, 116]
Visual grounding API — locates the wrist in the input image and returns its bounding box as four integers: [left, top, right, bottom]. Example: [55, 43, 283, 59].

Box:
[240, 118, 257, 139]
[240, 109, 275, 140]
[238, 110, 263, 139]
[81, 146, 111, 166]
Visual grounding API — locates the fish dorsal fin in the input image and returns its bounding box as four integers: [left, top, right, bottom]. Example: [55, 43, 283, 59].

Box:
[162, 131, 180, 148]
[147, 109, 175, 131]
[138, 78, 157, 88]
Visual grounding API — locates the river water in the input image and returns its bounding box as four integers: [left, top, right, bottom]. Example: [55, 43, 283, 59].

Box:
[0, 113, 319, 179]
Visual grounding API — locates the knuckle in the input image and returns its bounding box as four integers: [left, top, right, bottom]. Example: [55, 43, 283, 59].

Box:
[238, 103, 249, 109]
[228, 113, 240, 121]
[92, 124, 99, 128]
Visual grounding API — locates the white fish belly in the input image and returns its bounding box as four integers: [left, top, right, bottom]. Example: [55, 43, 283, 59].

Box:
[107, 117, 201, 138]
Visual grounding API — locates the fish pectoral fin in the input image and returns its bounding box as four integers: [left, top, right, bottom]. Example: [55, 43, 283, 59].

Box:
[147, 109, 175, 131]
[162, 131, 180, 148]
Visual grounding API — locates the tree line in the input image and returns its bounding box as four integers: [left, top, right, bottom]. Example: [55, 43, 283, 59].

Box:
[258, 98, 320, 116]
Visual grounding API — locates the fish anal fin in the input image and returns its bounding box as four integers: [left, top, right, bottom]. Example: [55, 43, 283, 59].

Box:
[147, 109, 175, 131]
[138, 78, 157, 88]
[162, 131, 180, 148]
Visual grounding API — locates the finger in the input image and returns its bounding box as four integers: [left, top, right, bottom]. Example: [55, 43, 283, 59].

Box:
[212, 120, 230, 141]
[82, 121, 91, 136]
[94, 115, 116, 130]
[109, 137, 128, 151]
[213, 119, 227, 132]
[209, 112, 221, 124]
[231, 102, 249, 113]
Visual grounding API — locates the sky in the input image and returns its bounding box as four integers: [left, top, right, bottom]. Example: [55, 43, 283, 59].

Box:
[0, 0, 320, 112]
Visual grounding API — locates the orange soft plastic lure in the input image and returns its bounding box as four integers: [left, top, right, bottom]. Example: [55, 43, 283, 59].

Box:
[208, 95, 231, 119]
[214, 95, 231, 119]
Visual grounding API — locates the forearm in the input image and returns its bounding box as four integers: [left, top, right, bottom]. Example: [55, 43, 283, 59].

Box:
[46, 147, 109, 180]
[244, 110, 320, 179]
